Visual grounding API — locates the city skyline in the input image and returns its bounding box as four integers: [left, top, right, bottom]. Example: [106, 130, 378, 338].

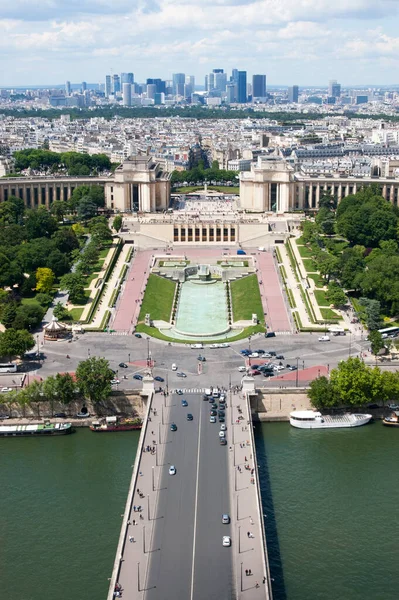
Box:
[1, 0, 399, 86]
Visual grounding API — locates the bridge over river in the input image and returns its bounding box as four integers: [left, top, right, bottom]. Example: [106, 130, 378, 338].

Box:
[107, 381, 272, 600]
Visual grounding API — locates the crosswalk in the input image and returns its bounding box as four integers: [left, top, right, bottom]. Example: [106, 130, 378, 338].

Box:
[275, 331, 292, 336]
[171, 388, 206, 394]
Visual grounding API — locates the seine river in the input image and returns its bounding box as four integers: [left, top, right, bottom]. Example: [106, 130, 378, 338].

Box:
[1, 424, 398, 600]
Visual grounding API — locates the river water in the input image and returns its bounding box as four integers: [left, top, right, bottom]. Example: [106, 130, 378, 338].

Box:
[1, 424, 398, 599]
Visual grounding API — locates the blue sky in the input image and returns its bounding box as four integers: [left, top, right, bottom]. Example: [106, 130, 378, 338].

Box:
[1, 0, 399, 87]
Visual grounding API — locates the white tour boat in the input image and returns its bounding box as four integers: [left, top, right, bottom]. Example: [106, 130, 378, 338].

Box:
[289, 410, 372, 429]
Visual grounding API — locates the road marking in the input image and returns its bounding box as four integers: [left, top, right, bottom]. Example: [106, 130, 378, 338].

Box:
[190, 395, 203, 600]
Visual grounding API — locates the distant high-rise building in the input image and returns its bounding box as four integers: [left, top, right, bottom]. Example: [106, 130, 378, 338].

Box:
[329, 79, 341, 98]
[252, 74, 266, 99]
[154, 93, 165, 105]
[172, 73, 185, 96]
[112, 74, 121, 94]
[237, 71, 247, 103]
[146, 84, 157, 100]
[231, 69, 238, 83]
[186, 75, 195, 91]
[65, 81, 71, 96]
[81, 81, 87, 92]
[121, 72, 134, 85]
[288, 85, 299, 103]
[204, 75, 208, 91]
[147, 78, 166, 94]
[105, 75, 112, 98]
[122, 83, 132, 106]
[214, 71, 227, 92]
[226, 83, 236, 103]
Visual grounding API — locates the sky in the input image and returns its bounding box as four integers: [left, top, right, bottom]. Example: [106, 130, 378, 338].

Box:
[1, 0, 399, 87]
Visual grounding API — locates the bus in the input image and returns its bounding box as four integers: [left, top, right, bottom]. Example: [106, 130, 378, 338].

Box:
[0, 362, 17, 373]
[378, 326, 399, 339]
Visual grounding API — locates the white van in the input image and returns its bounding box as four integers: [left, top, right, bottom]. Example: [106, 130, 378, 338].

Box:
[318, 335, 330, 342]
[190, 343, 203, 349]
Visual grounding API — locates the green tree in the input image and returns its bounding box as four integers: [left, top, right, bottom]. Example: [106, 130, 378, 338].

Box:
[55, 372, 76, 404]
[25, 207, 58, 239]
[326, 283, 347, 308]
[52, 228, 79, 254]
[1, 302, 17, 328]
[59, 273, 85, 304]
[53, 302, 69, 320]
[0, 328, 35, 359]
[12, 303, 45, 330]
[318, 254, 339, 283]
[329, 357, 379, 406]
[75, 356, 114, 403]
[368, 330, 385, 356]
[359, 297, 382, 330]
[50, 200, 66, 222]
[113, 215, 122, 232]
[77, 197, 97, 222]
[36, 267, 55, 294]
[35, 293, 53, 308]
[308, 376, 338, 409]
[43, 376, 57, 416]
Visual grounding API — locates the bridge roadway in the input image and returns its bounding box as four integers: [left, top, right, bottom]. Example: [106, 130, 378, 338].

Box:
[108, 388, 271, 600]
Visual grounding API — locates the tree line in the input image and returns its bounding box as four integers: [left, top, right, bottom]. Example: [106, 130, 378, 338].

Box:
[0, 186, 112, 358]
[308, 357, 399, 409]
[301, 186, 399, 326]
[12, 149, 112, 176]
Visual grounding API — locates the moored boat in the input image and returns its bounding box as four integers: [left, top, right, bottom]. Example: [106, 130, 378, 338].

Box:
[290, 410, 372, 429]
[90, 416, 142, 432]
[382, 411, 399, 427]
[0, 421, 73, 437]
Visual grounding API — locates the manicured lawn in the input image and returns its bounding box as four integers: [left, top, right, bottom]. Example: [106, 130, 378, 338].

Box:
[68, 307, 84, 321]
[296, 236, 306, 245]
[230, 274, 264, 323]
[320, 308, 341, 320]
[308, 273, 325, 288]
[138, 274, 176, 322]
[98, 246, 113, 259]
[296, 244, 314, 258]
[82, 272, 99, 288]
[21, 296, 47, 307]
[314, 290, 329, 306]
[302, 259, 318, 273]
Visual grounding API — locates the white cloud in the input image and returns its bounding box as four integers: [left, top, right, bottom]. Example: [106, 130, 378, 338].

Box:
[1, 0, 399, 85]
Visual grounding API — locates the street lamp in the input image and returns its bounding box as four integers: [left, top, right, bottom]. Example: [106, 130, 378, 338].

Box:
[146, 338, 150, 367]
[128, 353, 131, 364]
[152, 466, 155, 492]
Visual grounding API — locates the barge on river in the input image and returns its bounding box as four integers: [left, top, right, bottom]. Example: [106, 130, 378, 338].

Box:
[0, 422, 73, 437]
[90, 416, 142, 432]
[290, 410, 372, 429]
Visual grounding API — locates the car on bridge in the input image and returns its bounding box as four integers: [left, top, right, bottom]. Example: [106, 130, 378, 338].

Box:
[222, 514, 230, 524]
[187, 413, 193, 421]
[220, 438, 227, 445]
[210, 416, 216, 423]
[170, 423, 177, 432]
[222, 536, 231, 547]
[169, 465, 176, 476]
[181, 399, 188, 407]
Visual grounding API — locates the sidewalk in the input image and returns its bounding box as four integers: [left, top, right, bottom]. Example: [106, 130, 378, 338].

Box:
[230, 390, 271, 599]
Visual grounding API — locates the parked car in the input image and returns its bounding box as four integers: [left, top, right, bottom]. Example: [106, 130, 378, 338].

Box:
[252, 370, 261, 375]
[287, 365, 297, 371]
[210, 410, 217, 416]
[0, 414, 10, 420]
[222, 514, 230, 524]
[181, 399, 188, 407]
[318, 335, 330, 342]
[172, 364, 177, 371]
[249, 352, 259, 358]
[210, 416, 217, 423]
[238, 366, 246, 372]
[134, 333, 142, 338]
[388, 403, 399, 410]
[220, 438, 227, 445]
[111, 379, 120, 385]
[197, 355, 206, 362]
[276, 354, 284, 360]
[76, 412, 90, 418]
